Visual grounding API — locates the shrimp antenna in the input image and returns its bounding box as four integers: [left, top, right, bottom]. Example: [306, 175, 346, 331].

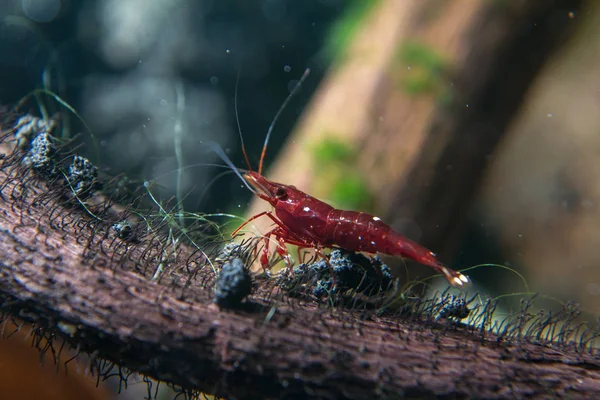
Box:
[207, 141, 257, 195]
[258, 68, 311, 175]
[235, 68, 253, 172]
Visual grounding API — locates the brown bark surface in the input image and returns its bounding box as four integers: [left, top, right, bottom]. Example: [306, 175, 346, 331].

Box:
[0, 137, 600, 398]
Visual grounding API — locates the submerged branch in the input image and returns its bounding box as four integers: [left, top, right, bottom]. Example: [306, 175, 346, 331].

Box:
[0, 131, 599, 399]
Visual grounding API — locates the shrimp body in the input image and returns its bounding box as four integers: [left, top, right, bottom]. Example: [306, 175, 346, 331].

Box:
[243, 171, 470, 288]
[325, 210, 431, 259]
[226, 68, 469, 288]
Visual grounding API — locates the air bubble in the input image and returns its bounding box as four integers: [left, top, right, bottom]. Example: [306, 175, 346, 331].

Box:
[284, 65, 291, 73]
[22, 0, 61, 23]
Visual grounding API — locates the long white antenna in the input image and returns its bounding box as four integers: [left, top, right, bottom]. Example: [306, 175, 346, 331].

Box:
[258, 68, 311, 174]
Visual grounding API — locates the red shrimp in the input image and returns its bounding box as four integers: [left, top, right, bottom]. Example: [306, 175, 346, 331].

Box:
[228, 68, 470, 288]
[239, 172, 470, 288]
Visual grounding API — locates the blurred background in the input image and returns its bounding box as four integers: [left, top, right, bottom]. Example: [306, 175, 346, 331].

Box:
[0, 0, 597, 398]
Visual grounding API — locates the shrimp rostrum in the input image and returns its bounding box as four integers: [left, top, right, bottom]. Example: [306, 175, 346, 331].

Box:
[223, 68, 471, 289]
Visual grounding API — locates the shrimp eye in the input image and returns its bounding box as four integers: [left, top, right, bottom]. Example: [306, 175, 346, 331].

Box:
[275, 187, 288, 200]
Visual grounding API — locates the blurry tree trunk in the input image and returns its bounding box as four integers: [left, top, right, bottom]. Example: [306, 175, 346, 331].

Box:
[478, 1, 600, 310]
[244, 0, 584, 276]
[385, 0, 584, 260]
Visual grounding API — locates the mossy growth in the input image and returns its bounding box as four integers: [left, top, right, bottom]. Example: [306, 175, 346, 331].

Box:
[329, 174, 373, 211]
[324, 0, 381, 62]
[312, 136, 373, 211]
[395, 41, 452, 101]
[313, 135, 355, 164]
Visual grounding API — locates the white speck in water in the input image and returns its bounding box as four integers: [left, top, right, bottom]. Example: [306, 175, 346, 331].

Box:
[371, 241, 375, 245]
[407, 65, 412, 70]
[518, 234, 523, 238]
[547, 113, 554, 117]
[284, 65, 291, 73]
[226, 49, 230, 54]
[586, 283, 600, 296]
[372, 216, 381, 221]
[358, 236, 362, 240]
[466, 104, 470, 108]
[160, 99, 167, 106]
[303, 206, 310, 212]
[568, 11, 575, 19]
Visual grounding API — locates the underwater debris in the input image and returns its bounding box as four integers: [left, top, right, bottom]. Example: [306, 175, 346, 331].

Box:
[112, 220, 133, 240]
[66, 155, 100, 199]
[286, 249, 394, 301]
[13, 114, 56, 150]
[217, 242, 245, 261]
[214, 258, 253, 309]
[22, 132, 57, 177]
[436, 294, 471, 321]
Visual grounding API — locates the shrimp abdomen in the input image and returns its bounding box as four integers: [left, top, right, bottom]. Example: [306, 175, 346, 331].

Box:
[325, 210, 396, 253]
